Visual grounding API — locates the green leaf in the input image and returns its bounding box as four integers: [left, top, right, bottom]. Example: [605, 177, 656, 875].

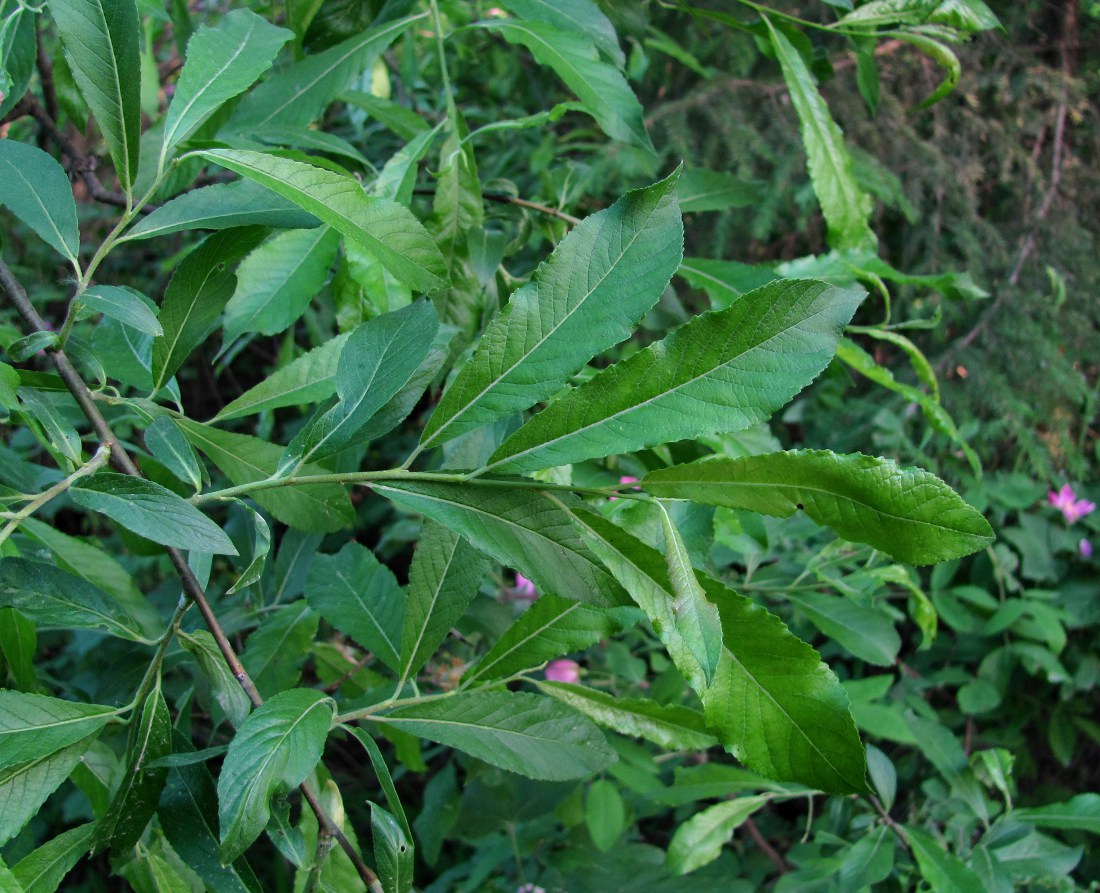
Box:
[160, 9, 291, 165]
[212, 333, 349, 422]
[284, 300, 439, 466]
[176, 419, 354, 533]
[498, 0, 625, 67]
[370, 803, 413, 893]
[399, 521, 489, 683]
[666, 795, 772, 874]
[145, 416, 203, 491]
[0, 0, 37, 119]
[152, 227, 268, 392]
[178, 630, 252, 729]
[766, 20, 875, 252]
[586, 778, 626, 851]
[642, 450, 993, 565]
[223, 13, 424, 133]
[676, 258, 779, 310]
[0, 558, 147, 642]
[76, 286, 163, 336]
[0, 141, 79, 261]
[489, 279, 863, 473]
[374, 482, 629, 609]
[421, 170, 682, 448]
[71, 473, 238, 555]
[930, 0, 1000, 31]
[677, 167, 763, 213]
[241, 601, 318, 699]
[217, 689, 334, 863]
[123, 179, 320, 240]
[305, 542, 404, 672]
[537, 682, 717, 751]
[0, 607, 36, 691]
[372, 690, 615, 781]
[902, 33, 961, 109]
[659, 505, 722, 687]
[0, 738, 93, 846]
[478, 19, 652, 151]
[907, 826, 986, 893]
[464, 594, 626, 686]
[222, 227, 339, 344]
[197, 149, 447, 293]
[786, 592, 901, 666]
[0, 691, 116, 772]
[226, 508, 271, 596]
[1012, 794, 1100, 834]
[92, 686, 172, 853]
[17, 388, 79, 464]
[346, 728, 411, 840]
[11, 822, 95, 893]
[49, 0, 140, 189]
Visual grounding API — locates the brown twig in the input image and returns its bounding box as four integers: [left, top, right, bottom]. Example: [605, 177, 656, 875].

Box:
[868, 794, 910, 849]
[413, 186, 581, 225]
[0, 258, 379, 890]
[744, 816, 791, 873]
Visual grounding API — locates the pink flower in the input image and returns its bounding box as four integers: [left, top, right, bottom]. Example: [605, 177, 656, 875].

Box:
[514, 573, 537, 599]
[544, 659, 580, 684]
[609, 475, 639, 501]
[1080, 539, 1093, 559]
[1048, 484, 1096, 524]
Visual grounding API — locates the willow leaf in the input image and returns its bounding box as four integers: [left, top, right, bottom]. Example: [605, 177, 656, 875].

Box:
[489, 279, 862, 472]
[642, 450, 993, 565]
[0, 691, 116, 771]
[0, 141, 79, 261]
[498, 0, 624, 67]
[0, 738, 92, 846]
[421, 171, 682, 448]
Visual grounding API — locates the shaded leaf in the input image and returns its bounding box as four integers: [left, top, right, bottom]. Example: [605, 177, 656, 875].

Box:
[0, 141, 79, 261]
[179, 630, 252, 729]
[1012, 794, 1100, 834]
[677, 167, 763, 213]
[11, 822, 94, 893]
[241, 601, 318, 699]
[498, 0, 624, 67]
[145, 416, 203, 491]
[786, 592, 901, 666]
[370, 803, 413, 893]
[907, 826, 986, 892]
[666, 795, 771, 874]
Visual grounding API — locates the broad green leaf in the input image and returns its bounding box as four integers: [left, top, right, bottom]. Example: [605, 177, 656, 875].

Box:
[284, 300, 438, 466]
[241, 601, 318, 699]
[677, 167, 763, 213]
[766, 20, 875, 252]
[498, 0, 624, 67]
[0, 607, 35, 691]
[464, 594, 627, 685]
[0, 142, 79, 261]
[1012, 794, 1100, 834]
[123, 179, 319, 240]
[177, 419, 354, 533]
[152, 227, 267, 392]
[71, 473, 237, 555]
[537, 682, 717, 751]
[786, 592, 901, 666]
[676, 258, 778, 310]
[659, 505, 722, 687]
[218, 689, 334, 863]
[145, 416, 203, 491]
[212, 333, 349, 422]
[642, 450, 993, 565]
[49, 0, 140, 189]
[374, 482, 629, 609]
[222, 227, 339, 344]
[11, 822, 95, 893]
[421, 171, 682, 448]
[488, 279, 863, 473]
[160, 9, 291, 166]
[76, 286, 162, 336]
[700, 571, 867, 793]
[930, 0, 1000, 31]
[586, 778, 626, 851]
[666, 795, 771, 874]
[907, 826, 986, 892]
[92, 686, 172, 853]
[400, 521, 489, 683]
[0, 558, 147, 642]
[370, 803, 413, 893]
[179, 630, 251, 729]
[372, 690, 614, 781]
[197, 149, 447, 293]
[305, 542, 404, 672]
[478, 19, 652, 151]
[0, 738, 92, 846]
[0, 691, 116, 771]
[223, 13, 424, 133]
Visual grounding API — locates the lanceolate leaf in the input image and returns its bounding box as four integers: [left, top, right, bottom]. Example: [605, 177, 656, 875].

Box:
[786, 592, 901, 667]
[906, 826, 986, 892]
[10, 822, 95, 893]
[218, 689, 334, 863]
[49, 0, 140, 189]
[478, 19, 651, 151]
[0, 691, 117, 771]
[372, 690, 615, 781]
[766, 20, 875, 252]
[240, 602, 318, 699]
[677, 167, 763, 213]
[0, 141, 79, 261]
[160, 9, 291, 166]
[71, 473, 238, 555]
[1012, 794, 1100, 834]
[145, 415, 203, 491]
[498, 0, 624, 67]
[179, 630, 252, 729]
[305, 542, 404, 672]
[370, 803, 413, 893]
[421, 171, 683, 448]
[0, 558, 147, 642]
[642, 450, 994, 565]
[77, 286, 162, 336]
[400, 521, 489, 683]
[373, 482, 630, 609]
[197, 149, 448, 293]
[665, 795, 772, 875]
[0, 738, 93, 846]
[677, 258, 778, 310]
[489, 279, 863, 474]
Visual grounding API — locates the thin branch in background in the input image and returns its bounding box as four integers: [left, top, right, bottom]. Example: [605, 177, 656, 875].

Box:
[0, 257, 380, 892]
[413, 186, 581, 225]
[744, 816, 791, 873]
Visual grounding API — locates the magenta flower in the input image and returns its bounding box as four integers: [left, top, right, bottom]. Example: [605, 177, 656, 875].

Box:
[609, 475, 639, 501]
[544, 659, 580, 684]
[1080, 539, 1093, 559]
[1048, 484, 1096, 524]
[513, 573, 537, 599]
